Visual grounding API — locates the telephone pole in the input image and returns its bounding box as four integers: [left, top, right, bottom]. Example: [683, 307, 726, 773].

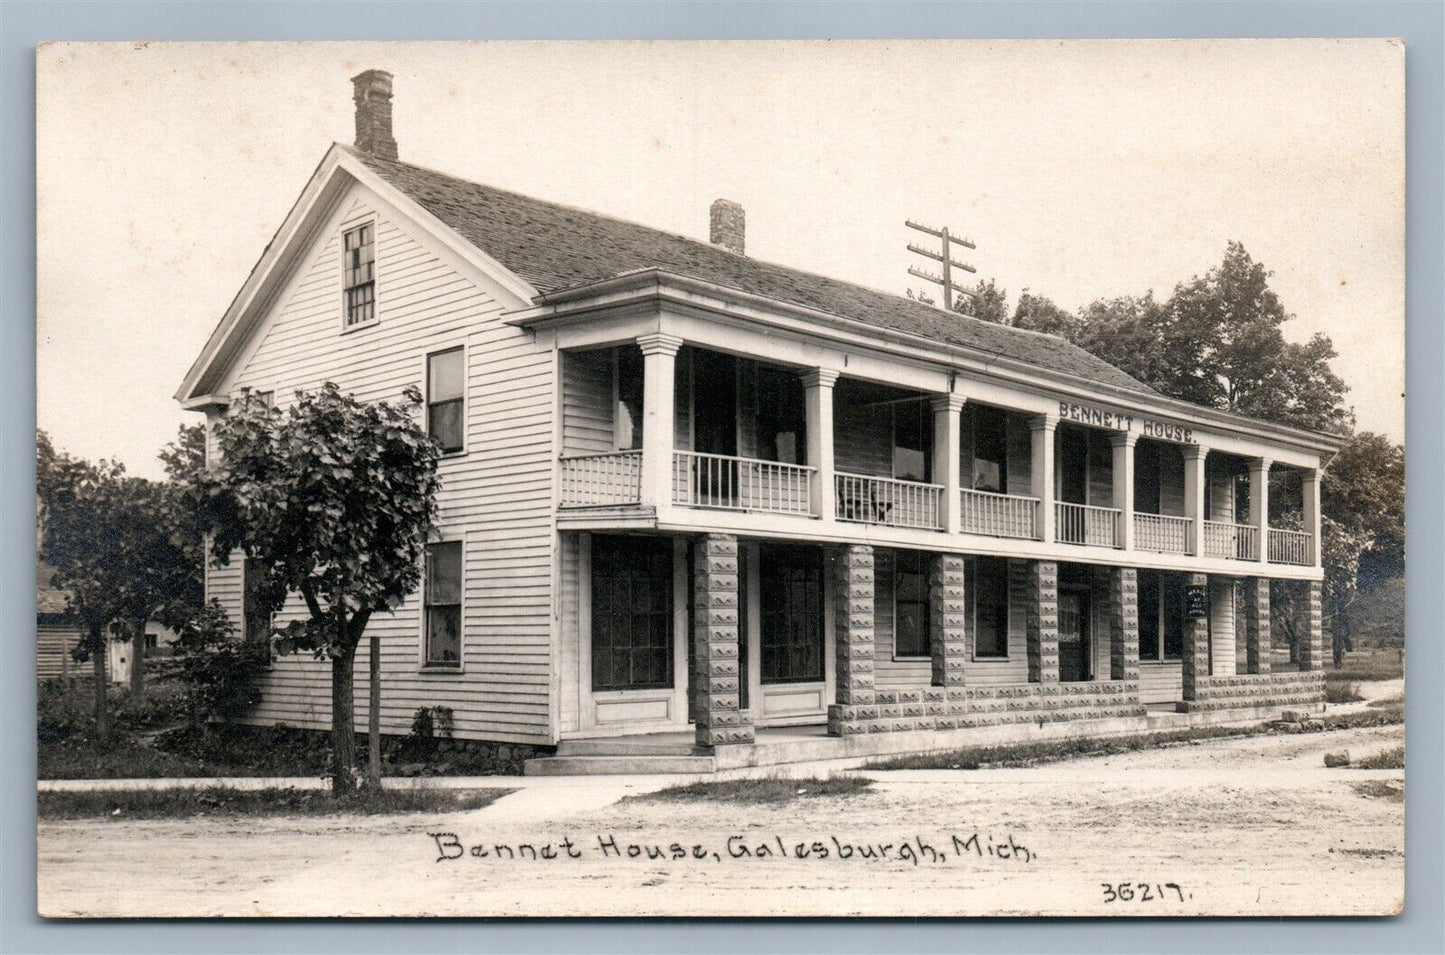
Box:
[906, 220, 977, 312]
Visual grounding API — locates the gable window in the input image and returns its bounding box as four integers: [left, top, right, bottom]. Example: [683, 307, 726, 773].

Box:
[427, 348, 465, 454]
[894, 550, 931, 658]
[971, 556, 1009, 658]
[343, 223, 376, 327]
[424, 541, 463, 667]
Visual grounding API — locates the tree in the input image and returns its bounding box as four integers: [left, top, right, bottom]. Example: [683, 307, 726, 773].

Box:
[955, 277, 1009, 324]
[1011, 290, 1077, 338]
[196, 384, 441, 794]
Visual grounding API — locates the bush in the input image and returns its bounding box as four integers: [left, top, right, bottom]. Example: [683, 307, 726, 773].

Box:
[173, 601, 270, 724]
[1324, 681, 1364, 704]
[37, 681, 97, 744]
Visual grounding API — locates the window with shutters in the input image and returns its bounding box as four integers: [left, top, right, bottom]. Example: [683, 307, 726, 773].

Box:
[342, 223, 376, 328]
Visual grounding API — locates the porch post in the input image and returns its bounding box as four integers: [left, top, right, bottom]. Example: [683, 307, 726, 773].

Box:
[1299, 580, 1324, 672]
[1302, 467, 1322, 568]
[802, 369, 839, 522]
[1109, 431, 1137, 551]
[692, 533, 753, 747]
[931, 393, 966, 535]
[637, 334, 682, 511]
[1183, 446, 1208, 557]
[1026, 560, 1059, 683]
[1244, 577, 1271, 675]
[1181, 572, 1210, 701]
[1248, 457, 1271, 565]
[929, 553, 968, 687]
[1029, 414, 1058, 544]
[826, 544, 875, 736]
[1108, 567, 1141, 682]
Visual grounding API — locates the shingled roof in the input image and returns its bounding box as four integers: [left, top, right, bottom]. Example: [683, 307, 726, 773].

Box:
[347, 146, 1154, 395]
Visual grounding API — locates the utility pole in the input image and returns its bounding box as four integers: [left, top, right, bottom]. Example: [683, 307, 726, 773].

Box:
[906, 219, 977, 312]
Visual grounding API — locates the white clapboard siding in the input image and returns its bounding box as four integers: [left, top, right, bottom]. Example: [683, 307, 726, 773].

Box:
[1159, 444, 1186, 516]
[37, 623, 83, 682]
[1210, 577, 1236, 676]
[1140, 662, 1183, 703]
[210, 184, 556, 744]
[871, 549, 933, 689]
[562, 350, 614, 456]
[1209, 458, 1236, 523]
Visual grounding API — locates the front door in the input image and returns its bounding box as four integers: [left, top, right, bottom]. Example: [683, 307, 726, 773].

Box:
[1059, 589, 1092, 682]
[758, 544, 825, 696]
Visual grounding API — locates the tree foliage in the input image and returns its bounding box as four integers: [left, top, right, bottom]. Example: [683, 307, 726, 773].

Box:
[194, 384, 441, 792]
[174, 600, 270, 725]
[954, 277, 1009, 324]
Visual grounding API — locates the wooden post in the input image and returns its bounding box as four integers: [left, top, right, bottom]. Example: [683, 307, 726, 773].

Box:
[1030, 414, 1058, 544]
[636, 334, 682, 511]
[1249, 457, 1271, 565]
[1110, 432, 1137, 551]
[802, 369, 839, 522]
[931, 393, 966, 535]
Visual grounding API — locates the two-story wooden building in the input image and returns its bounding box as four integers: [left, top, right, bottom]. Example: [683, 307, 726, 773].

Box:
[177, 72, 1345, 773]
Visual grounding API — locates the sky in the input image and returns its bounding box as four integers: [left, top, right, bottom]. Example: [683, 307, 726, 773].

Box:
[36, 40, 1405, 480]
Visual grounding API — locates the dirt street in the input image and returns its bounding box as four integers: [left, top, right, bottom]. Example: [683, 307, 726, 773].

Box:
[37, 723, 1405, 918]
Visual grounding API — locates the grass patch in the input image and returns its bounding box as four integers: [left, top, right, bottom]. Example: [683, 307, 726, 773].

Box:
[631, 775, 872, 805]
[1349, 780, 1404, 804]
[1353, 745, 1405, 770]
[1368, 695, 1404, 709]
[1325, 666, 1403, 684]
[37, 786, 512, 820]
[868, 705, 1406, 772]
[1324, 681, 1364, 704]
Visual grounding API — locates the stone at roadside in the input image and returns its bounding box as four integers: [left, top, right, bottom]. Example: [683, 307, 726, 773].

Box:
[1324, 751, 1351, 768]
[1281, 710, 1309, 723]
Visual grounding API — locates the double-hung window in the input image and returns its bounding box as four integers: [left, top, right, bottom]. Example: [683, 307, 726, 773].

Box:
[427, 348, 465, 454]
[343, 224, 376, 327]
[424, 541, 463, 667]
[971, 556, 1009, 658]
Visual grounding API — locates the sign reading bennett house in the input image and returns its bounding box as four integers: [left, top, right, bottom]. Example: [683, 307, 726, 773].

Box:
[1058, 401, 1200, 445]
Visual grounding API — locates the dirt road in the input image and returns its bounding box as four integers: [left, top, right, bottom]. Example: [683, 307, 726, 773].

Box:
[37, 723, 1404, 918]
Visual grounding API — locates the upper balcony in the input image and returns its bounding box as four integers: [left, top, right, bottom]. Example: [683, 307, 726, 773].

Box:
[554, 338, 1322, 576]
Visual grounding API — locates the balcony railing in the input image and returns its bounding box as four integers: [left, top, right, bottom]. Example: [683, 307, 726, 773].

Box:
[959, 488, 1040, 540]
[1056, 502, 1121, 548]
[1135, 513, 1192, 554]
[673, 451, 815, 516]
[1203, 520, 1259, 561]
[559, 450, 642, 507]
[1268, 528, 1313, 566]
[836, 472, 943, 530]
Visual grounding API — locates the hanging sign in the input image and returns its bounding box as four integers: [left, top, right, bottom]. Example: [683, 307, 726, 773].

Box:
[1184, 584, 1209, 619]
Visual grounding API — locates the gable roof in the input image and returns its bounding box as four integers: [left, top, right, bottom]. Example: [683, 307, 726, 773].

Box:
[343, 146, 1155, 396]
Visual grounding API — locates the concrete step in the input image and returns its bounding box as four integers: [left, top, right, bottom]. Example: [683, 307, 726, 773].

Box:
[523, 754, 716, 776]
[556, 737, 699, 757]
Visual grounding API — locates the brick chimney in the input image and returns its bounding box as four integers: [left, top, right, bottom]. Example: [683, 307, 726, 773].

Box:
[709, 199, 745, 255]
[351, 69, 398, 160]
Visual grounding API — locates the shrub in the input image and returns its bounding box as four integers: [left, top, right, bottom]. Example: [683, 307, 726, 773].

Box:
[1324, 681, 1364, 704]
[173, 601, 270, 724]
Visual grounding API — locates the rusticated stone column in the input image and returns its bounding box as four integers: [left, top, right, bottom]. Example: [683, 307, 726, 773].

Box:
[692, 534, 752, 747]
[826, 544, 876, 736]
[1181, 572, 1210, 700]
[930, 553, 967, 688]
[1244, 577, 1271, 675]
[1109, 567, 1141, 682]
[1026, 560, 1059, 683]
[1299, 580, 1324, 672]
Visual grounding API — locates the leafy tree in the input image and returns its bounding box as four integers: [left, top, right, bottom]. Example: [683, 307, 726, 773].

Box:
[174, 600, 270, 727]
[196, 384, 441, 793]
[1011, 290, 1077, 337]
[955, 277, 1009, 324]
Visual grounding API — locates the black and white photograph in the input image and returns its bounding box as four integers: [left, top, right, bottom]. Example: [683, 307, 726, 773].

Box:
[33, 38, 1407, 918]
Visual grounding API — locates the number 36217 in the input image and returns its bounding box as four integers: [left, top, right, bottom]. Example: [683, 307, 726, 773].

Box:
[1101, 882, 1190, 903]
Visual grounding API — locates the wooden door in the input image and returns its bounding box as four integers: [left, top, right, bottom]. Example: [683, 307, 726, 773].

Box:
[1058, 589, 1092, 682]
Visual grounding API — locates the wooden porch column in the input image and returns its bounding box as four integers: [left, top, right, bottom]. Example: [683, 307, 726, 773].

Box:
[931, 393, 966, 535]
[802, 369, 839, 522]
[637, 334, 682, 511]
[1108, 567, 1141, 682]
[1026, 560, 1059, 683]
[826, 544, 875, 736]
[929, 553, 967, 687]
[1183, 446, 1208, 557]
[1248, 457, 1271, 565]
[1180, 572, 1210, 700]
[1110, 431, 1137, 551]
[1302, 467, 1322, 568]
[1299, 580, 1325, 672]
[692, 534, 753, 747]
[1243, 577, 1271, 675]
[1029, 414, 1058, 544]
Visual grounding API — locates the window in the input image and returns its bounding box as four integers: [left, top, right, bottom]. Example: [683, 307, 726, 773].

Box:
[591, 535, 673, 690]
[615, 346, 643, 451]
[1058, 427, 1089, 504]
[971, 404, 1008, 492]
[343, 223, 376, 327]
[1138, 570, 1161, 660]
[759, 545, 824, 683]
[424, 541, 463, 667]
[893, 398, 932, 482]
[971, 556, 1009, 658]
[757, 366, 806, 464]
[1134, 441, 1162, 513]
[427, 348, 465, 454]
[894, 550, 931, 658]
